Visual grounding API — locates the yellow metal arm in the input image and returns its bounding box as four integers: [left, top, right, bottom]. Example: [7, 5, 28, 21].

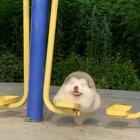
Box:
[43, 0, 80, 116]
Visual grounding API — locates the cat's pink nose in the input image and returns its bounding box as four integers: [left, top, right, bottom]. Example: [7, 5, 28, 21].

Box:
[74, 86, 78, 91]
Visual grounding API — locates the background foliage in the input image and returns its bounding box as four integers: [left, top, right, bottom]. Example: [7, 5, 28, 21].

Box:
[0, 0, 140, 90]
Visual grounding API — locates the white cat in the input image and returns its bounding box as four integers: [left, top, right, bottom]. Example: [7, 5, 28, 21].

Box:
[53, 71, 101, 125]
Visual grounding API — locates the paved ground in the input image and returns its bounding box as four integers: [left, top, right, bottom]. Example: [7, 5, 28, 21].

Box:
[0, 83, 140, 140]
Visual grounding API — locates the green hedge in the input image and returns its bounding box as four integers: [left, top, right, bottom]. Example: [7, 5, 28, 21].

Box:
[52, 53, 140, 90]
[0, 0, 140, 90]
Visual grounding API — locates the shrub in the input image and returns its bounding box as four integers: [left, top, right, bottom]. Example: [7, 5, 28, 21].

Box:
[0, 0, 139, 91]
[0, 0, 23, 57]
[52, 53, 140, 90]
[0, 52, 23, 82]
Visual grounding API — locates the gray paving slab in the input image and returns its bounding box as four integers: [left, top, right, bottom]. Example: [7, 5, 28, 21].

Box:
[0, 83, 140, 140]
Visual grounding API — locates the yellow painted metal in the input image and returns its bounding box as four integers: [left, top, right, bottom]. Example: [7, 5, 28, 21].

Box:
[0, 95, 19, 107]
[106, 104, 132, 117]
[106, 104, 140, 119]
[43, 0, 80, 116]
[125, 112, 140, 119]
[54, 100, 80, 110]
[0, 0, 29, 108]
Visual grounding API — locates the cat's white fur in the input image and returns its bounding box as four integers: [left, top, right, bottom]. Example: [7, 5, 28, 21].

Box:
[53, 71, 101, 125]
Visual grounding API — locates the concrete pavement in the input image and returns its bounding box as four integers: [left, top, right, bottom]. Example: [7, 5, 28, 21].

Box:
[0, 83, 140, 140]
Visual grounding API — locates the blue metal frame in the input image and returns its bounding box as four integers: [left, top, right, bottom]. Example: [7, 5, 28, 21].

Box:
[27, 0, 48, 121]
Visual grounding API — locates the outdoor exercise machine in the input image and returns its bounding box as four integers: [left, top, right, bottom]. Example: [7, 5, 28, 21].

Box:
[27, 0, 80, 121]
[0, 0, 80, 121]
[0, 0, 139, 121]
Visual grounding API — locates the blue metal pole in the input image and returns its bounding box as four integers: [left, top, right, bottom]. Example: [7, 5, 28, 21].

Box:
[27, 0, 48, 121]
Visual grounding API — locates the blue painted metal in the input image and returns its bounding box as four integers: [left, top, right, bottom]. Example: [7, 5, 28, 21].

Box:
[27, 0, 48, 121]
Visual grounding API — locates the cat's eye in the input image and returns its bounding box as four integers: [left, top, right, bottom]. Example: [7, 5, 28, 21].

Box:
[80, 79, 88, 86]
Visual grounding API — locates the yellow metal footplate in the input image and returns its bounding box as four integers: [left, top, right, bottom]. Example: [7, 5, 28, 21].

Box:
[106, 104, 140, 119]
[0, 95, 19, 108]
[54, 100, 80, 116]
